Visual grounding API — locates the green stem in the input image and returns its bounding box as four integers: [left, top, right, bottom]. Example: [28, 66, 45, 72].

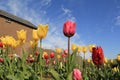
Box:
[40, 39, 43, 80]
[68, 37, 70, 72]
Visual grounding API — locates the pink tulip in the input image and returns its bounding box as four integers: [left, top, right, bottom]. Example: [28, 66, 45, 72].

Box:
[53, 60, 56, 65]
[63, 20, 76, 37]
[73, 69, 82, 80]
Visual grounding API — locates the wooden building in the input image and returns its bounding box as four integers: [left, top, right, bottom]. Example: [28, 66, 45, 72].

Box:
[0, 9, 37, 56]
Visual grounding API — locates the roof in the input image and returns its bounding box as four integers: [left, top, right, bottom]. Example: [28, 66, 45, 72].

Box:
[0, 9, 37, 29]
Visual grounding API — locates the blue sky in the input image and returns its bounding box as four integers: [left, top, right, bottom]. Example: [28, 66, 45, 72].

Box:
[0, 0, 120, 59]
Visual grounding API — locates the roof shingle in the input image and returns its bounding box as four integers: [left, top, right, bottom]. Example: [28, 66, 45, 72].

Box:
[0, 9, 37, 29]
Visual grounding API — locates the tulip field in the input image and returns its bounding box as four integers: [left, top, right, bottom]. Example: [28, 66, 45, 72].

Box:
[0, 20, 120, 80]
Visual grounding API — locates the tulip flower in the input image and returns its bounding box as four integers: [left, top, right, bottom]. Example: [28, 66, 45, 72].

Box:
[53, 60, 56, 65]
[37, 24, 48, 39]
[0, 42, 3, 48]
[117, 54, 120, 61]
[77, 46, 81, 53]
[50, 52, 54, 58]
[42, 52, 47, 58]
[63, 20, 76, 37]
[112, 67, 119, 72]
[73, 69, 82, 80]
[57, 55, 61, 60]
[17, 29, 26, 43]
[26, 57, 34, 63]
[104, 57, 108, 63]
[64, 49, 68, 55]
[35, 51, 39, 56]
[56, 48, 62, 54]
[62, 53, 65, 58]
[92, 46, 104, 65]
[87, 58, 91, 63]
[44, 53, 49, 60]
[32, 30, 39, 41]
[0, 58, 4, 63]
[82, 46, 88, 54]
[88, 44, 96, 53]
[71, 44, 77, 51]
[30, 40, 38, 49]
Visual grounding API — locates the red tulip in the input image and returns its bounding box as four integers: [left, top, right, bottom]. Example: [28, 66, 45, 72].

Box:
[0, 42, 3, 48]
[44, 53, 49, 59]
[35, 51, 39, 56]
[63, 20, 76, 37]
[62, 53, 65, 58]
[64, 49, 68, 55]
[50, 52, 54, 58]
[92, 46, 104, 65]
[0, 58, 4, 62]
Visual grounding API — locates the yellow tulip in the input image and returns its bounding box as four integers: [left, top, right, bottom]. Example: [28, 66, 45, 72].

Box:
[82, 46, 88, 53]
[117, 54, 120, 61]
[17, 29, 26, 43]
[37, 24, 48, 39]
[29, 54, 33, 58]
[104, 57, 108, 63]
[56, 48, 62, 54]
[88, 44, 96, 53]
[30, 40, 38, 48]
[57, 55, 61, 60]
[87, 58, 91, 63]
[32, 30, 39, 41]
[112, 67, 119, 72]
[0, 36, 19, 48]
[110, 59, 113, 64]
[77, 46, 81, 53]
[71, 44, 77, 51]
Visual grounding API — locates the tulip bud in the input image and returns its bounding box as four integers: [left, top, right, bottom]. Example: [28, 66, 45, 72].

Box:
[0, 58, 4, 63]
[64, 49, 68, 55]
[50, 52, 55, 58]
[82, 46, 88, 53]
[0, 42, 3, 48]
[92, 46, 104, 65]
[77, 46, 81, 53]
[62, 53, 65, 58]
[56, 48, 62, 54]
[63, 20, 76, 37]
[44, 53, 49, 60]
[35, 51, 39, 56]
[71, 44, 77, 51]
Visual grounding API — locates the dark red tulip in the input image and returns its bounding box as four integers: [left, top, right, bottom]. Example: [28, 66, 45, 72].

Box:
[26, 58, 34, 63]
[35, 51, 39, 56]
[92, 46, 104, 65]
[50, 52, 54, 58]
[63, 20, 76, 37]
[44, 53, 49, 60]
[0, 58, 4, 62]
[0, 42, 3, 48]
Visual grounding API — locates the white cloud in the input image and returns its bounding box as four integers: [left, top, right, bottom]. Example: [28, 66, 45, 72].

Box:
[115, 16, 120, 26]
[61, 5, 76, 21]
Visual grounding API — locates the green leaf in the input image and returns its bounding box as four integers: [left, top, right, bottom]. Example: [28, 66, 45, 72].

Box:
[49, 69, 61, 80]
[66, 72, 72, 80]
